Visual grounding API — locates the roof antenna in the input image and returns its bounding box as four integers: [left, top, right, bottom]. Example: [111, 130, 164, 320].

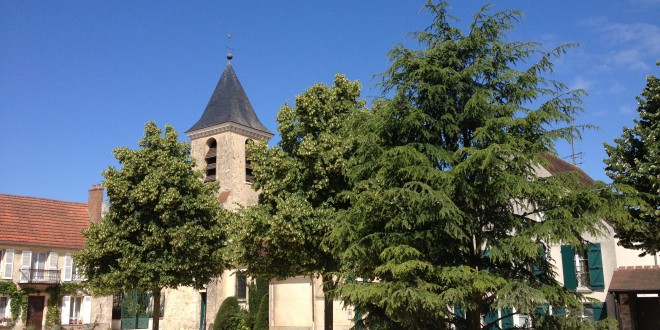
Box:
[563, 125, 584, 165]
[225, 33, 234, 62]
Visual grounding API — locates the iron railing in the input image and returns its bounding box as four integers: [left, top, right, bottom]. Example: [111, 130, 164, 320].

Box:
[19, 268, 61, 284]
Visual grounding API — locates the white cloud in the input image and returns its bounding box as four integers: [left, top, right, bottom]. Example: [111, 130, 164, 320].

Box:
[608, 81, 625, 95]
[618, 104, 635, 115]
[584, 18, 660, 71]
[571, 76, 595, 91]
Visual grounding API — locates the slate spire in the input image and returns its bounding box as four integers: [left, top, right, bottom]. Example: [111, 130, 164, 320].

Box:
[187, 57, 271, 135]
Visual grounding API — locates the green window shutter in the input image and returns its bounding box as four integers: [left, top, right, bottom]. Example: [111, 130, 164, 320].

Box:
[501, 308, 514, 329]
[536, 303, 550, 315]
[454, 306, 465, 330]
[533, 244, 547, 277]
[561, 245, 577, 290]
[588, 243, 605, 289]
[483, 249, 491, 272]
[553, 308, 566, 316]
[593, 302, 606, 321]
[485, 310, 498, 330]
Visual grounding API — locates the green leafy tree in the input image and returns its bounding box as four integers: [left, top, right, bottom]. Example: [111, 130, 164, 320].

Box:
[76, 122, 227, 330]
[329, 2, 617, 329]
[226, 74, 364, 327]
[604, 68, 660, 256]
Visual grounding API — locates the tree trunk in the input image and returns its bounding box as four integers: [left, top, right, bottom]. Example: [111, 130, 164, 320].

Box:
[152, 288, 161, 330]
[321, 274, 335, 330]
[324, 293, 333, 330]
[466, 309, 481, 330]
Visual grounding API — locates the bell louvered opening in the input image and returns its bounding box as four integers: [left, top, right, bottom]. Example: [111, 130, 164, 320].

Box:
[205, 139, 217, 183]
[245, 139, 254, 182]
[205, 147, 217, 159]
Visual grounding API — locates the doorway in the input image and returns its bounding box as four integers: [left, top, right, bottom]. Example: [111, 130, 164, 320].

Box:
[635, 296, 659, 329]
[199, 292, 207, 330]
[27, 296, 45, 330]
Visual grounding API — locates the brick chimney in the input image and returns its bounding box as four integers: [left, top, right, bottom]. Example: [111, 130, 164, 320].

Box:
[88, 184, 104, 223]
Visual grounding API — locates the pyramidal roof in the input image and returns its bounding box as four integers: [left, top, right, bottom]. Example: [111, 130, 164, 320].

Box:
[187, 61, 272, 135]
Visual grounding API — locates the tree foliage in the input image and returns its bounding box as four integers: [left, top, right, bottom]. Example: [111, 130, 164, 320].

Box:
[604, 67, 660, 256]
[75, 122, 227, 330]
[227, 74, 365, 279]
[328, 2, 616, 329]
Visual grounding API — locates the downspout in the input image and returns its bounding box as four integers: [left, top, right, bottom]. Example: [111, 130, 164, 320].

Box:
[311, 276, 316, 330]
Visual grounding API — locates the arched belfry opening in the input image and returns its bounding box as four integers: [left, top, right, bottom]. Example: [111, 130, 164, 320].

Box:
[205, 138, 217, 183]
[245, 139, 254, 182]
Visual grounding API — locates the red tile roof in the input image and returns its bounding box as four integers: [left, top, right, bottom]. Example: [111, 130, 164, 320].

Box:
[542, 153, 595, 185]
[0, 194, 90, 250]
[609, 265, 660, 292]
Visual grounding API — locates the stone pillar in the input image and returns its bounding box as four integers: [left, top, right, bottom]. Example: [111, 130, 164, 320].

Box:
[619, 294, 634, 330]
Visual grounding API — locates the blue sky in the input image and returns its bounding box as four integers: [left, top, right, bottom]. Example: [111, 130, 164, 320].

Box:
[1, 1, 658, 203]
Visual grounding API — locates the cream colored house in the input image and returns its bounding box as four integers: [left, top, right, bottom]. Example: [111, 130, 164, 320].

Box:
[540, 157, 659, 330]
[0, 186, 113, 330]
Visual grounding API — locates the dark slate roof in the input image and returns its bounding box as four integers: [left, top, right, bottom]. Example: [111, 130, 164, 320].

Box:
[609, 266, 660, 292]
[187, 62, 272, 135]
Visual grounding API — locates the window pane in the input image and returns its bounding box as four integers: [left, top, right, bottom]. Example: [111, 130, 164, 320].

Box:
[70, 296, 82, 322]
[32, 253, 46, 269]
[0, 296, 7, 316]
[575, 252, 590, 288]
[236, 273, 247, 300]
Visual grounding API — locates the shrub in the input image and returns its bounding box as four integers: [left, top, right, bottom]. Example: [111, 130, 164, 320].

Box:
[253, 294, 269, 330]
[213, 297, 241, 330]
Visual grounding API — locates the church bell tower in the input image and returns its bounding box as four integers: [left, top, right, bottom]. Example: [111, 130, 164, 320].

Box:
[186, 54, 273, 210]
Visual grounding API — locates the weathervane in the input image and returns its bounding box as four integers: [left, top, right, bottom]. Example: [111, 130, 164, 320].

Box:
[225, 33, 234, 61]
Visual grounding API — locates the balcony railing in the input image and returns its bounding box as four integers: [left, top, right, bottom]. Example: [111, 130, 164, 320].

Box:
[19, 269, 61, 284]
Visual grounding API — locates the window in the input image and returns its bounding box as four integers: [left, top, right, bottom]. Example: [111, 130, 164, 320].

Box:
[575, 251, 589, 288]
[61, 296, 91, 325]
[582, 304, 594, 320]
[32, 252, 46, 270]
[236, 272, 247, 300]
[583, 302, 606, 321]
[2, 249, 13, 280]
[69, 296, 83, 324]
[33, 252, 47, 281]
[64, 253, 84, 281]
[0, 249, 14, 280]
[517, 314, 533, 329]
[72, 262, 83, 281]
[205, 139, 217, 183]
[0, 296, 9, 318]
[20, 251, 47, 282]
[560, 243, 604, 290]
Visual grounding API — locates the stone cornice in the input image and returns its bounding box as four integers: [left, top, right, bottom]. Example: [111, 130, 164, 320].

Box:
[186, 122, 273, 141]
